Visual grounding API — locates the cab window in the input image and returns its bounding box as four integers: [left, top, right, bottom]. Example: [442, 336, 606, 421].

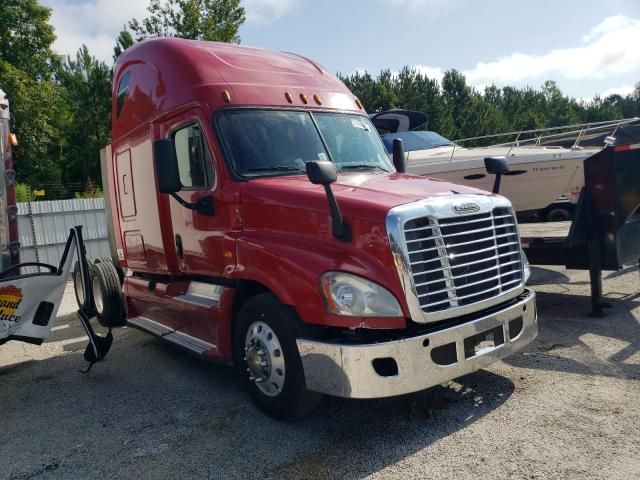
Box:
[173, 123, 214, 189]
[116, 71, 130, 118]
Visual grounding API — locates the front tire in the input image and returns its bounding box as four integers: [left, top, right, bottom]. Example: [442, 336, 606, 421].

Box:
[234, 293, 321, 420]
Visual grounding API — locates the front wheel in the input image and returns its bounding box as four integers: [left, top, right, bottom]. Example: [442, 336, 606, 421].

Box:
[234, 293, 321, 420]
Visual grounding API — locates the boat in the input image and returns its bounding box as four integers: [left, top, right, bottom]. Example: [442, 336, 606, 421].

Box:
[372, 110, 639, 214]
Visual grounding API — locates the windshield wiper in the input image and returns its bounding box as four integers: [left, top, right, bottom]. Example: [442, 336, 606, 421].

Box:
[245, 165, 306, 174]
[339, 164, 386, 172]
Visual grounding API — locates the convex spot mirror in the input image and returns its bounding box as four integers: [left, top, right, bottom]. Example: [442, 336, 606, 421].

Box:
[153, 138, 181, 194]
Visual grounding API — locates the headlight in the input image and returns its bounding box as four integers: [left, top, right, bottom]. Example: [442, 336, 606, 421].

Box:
[319, 272, 403, 317]
[522, 250, 531, 283]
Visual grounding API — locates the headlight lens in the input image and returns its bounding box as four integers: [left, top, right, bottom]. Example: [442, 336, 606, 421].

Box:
[320, 272, 403, 317]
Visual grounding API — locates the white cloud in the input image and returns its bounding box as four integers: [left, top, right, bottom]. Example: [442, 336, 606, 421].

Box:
[581, 15, 632, 42]
[43, 0, 150, 63]
[461, 15, 640, 89]
[601, 85, 635, 98]
[414, 64, 444, 82]
[384, 0, 446, 9]
[42, 0, 294, 64]
[243, 0, 295, 23]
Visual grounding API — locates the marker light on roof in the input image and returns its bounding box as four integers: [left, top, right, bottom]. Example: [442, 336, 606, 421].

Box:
[222, 90, 231, 103]
[285, 92, 293, 104]
[313, 94, 322, 105]
[300, 93, 308, 104]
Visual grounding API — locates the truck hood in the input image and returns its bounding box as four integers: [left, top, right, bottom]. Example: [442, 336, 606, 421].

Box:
[239, 171, 493, 225]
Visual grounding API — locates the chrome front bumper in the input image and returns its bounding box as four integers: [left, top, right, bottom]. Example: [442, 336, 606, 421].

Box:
[297, 289, 537, 399]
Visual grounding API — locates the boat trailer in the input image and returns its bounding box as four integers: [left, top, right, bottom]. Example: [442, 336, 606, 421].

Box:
[0, 226, 113, 370]
[519, 144, 640, 316]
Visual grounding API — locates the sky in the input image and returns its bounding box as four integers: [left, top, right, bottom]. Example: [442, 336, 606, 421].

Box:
[40, 0, 640, 100]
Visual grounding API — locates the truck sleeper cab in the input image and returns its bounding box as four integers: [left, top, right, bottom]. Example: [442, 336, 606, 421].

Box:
[106, 38, 537, 419]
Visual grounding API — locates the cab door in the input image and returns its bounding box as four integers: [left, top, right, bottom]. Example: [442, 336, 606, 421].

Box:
[155, 108, 230, 344]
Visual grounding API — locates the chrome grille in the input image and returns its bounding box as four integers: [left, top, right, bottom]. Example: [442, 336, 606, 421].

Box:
[403, 207, 523, 314]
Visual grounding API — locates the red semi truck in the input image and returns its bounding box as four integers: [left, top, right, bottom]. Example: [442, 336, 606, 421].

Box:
[97, 38, 537, 419]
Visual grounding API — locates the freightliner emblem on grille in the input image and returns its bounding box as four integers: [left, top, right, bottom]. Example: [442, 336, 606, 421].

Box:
[453, 202, 480, 214]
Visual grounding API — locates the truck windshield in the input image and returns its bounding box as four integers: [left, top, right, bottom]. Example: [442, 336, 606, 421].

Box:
[216, 109, 393, 178]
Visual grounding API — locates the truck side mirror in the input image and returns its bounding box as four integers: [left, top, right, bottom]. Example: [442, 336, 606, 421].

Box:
[484, 156, 509, 194]
[306, 161, 351, 242]
[392, 138, 406, 173]
[153, 139, 181, 194]
[484, 156, 509, 175]
[306, 160, 337, 185]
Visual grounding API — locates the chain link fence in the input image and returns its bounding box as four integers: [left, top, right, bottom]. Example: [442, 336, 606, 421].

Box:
[17, 198, 110, 273]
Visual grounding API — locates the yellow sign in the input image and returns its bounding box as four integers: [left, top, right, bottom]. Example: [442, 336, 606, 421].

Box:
[33, 189, 45, 197]
[0, 285, 23, 322]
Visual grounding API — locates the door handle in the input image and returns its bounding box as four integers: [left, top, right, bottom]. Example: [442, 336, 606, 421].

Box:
[175, 234, 184, 259]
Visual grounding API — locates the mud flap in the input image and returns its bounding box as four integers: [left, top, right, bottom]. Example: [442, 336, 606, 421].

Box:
[0, 226, 113, 369]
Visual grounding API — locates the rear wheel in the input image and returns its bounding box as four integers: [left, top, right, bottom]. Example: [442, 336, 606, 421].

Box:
[90, 262, 125, 327]
[73, 261, 96, 316]
[234, 293, 321, 420]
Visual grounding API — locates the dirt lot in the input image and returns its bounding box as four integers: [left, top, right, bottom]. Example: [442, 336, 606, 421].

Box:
[1, 254, 639, 478]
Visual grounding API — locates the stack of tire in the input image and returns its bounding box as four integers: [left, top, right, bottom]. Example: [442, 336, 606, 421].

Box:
[73, 258, 125, 327]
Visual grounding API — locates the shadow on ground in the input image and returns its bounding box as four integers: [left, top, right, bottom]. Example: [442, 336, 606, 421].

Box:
[504, 285, 640, 380]
[1, 313, 518, 480]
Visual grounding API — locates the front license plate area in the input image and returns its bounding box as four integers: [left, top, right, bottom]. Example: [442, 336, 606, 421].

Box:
[464, 325, 505, 359]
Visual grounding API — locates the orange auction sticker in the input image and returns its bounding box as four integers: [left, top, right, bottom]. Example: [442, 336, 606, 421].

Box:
[0, 285, 23, 322]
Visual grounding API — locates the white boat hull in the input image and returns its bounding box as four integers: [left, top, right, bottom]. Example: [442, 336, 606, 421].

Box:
[406, 145, 597, 213]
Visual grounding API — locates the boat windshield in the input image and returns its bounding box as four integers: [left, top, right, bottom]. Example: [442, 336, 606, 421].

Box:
[381, 131, 456, 153]
[215, 109, 394, 178]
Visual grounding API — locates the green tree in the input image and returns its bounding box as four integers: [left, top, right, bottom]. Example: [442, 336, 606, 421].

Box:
[129, 0, 246, 42]
[441, 70, 473, 139]
[460, 95, 508, 144]
[394, 66, 453, 135]
[371, 69, 398, 112]
[15, 183, 29, 203]
[340, 71, 378, 113]
[0, 1, 64, 190]
[113, 27, 135, 62]
[56, 45, 112, 188]
[0, 62, 64, 188]
[541, 80, 581, 126]
[0, 0, 57, 79]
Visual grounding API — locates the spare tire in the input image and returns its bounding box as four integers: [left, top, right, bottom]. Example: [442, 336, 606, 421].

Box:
[90, 261, 125, 327]
[73, 260, 97, 317]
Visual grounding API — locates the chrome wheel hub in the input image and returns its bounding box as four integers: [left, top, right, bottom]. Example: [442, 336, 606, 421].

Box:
[244, 321, 285, 397]
[92, 275, 103, 314]
[75, 270, 85, 305]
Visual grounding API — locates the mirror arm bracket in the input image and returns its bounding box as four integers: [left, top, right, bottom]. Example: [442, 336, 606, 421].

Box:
[324, 185, 351, 242]
[170, 193, 214, 217]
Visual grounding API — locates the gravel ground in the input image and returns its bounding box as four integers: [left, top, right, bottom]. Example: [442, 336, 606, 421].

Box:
[1, 253, 639, 479]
